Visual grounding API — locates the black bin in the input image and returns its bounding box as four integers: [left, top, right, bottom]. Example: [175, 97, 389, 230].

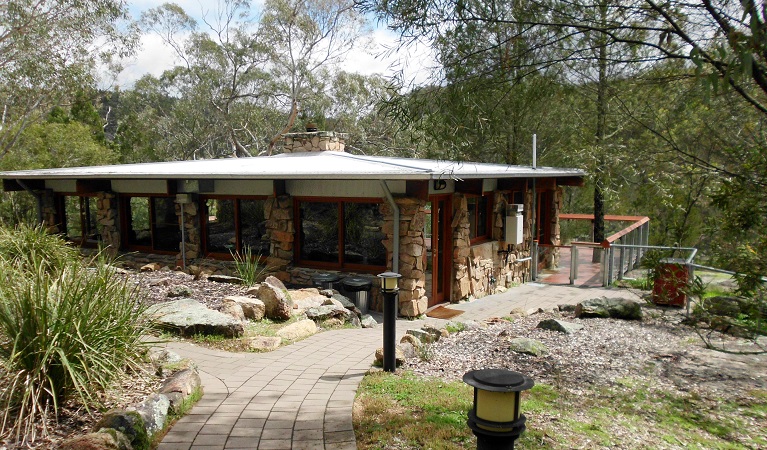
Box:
[312, 272, 341, 291]
[342, 277, 373, 314]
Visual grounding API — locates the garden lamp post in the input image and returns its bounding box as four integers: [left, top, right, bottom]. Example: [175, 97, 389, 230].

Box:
[377, 271, 401, 372]
[463, 368, 534, 450]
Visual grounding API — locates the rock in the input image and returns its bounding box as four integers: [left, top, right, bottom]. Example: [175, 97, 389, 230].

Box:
[249, 336, 282, 351]
[322, 317, 345, 328]
[421, 325, 443, 342]
[146, 299, 245, 338]
[398, 342, 418, 359]
[361, 315, 378, 328]
[509, 337, 549, 356]
[220, 299, 245, 321]
[59, 428, 132, 450]
[275, 319, 317, 340]
[291, 289, 326, 309]
[508, 307, 528, 319]
[246, 285, 260, 296]
[322, 298, 345, 308]
[440, 328, 449, 338]
[400, 334, 421, 348]
[95, 410, 148, 450]
[148, 348, 183, 366]
[208, 274, 244, 284]
[149, 277, 172, 287]
[305, 305, 351, 322]
[319, 289, 335, 297]
[167, 285, 194, 298]
[331, 294, 356, 310]
[224, 296, 265, 321]
[537, 318, 584, 334]
[141, 263, 161, 272]
[160, 368, 202, 406]
[374, 346, 405, 366]
[257, 280, 294, 321]
[558, 304, 577, 312]
[575, 297, 643, 320]
[264, 275, 290, 293]
[406, 328, 436, 344]
[131, 393, 170, 435]
[462, 320, 484, 330]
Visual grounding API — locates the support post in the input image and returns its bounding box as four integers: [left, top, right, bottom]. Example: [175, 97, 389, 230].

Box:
[569, 244, 578, 285]
[383, 290, 397, 372]
[531, 241, 538, 281]
[618, 237, 625, 280]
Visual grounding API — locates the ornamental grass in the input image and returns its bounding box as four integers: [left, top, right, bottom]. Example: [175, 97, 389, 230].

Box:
[0, 224, 151, 444]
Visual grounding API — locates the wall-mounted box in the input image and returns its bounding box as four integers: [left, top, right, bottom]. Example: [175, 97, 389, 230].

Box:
[505, 204, 524, 244]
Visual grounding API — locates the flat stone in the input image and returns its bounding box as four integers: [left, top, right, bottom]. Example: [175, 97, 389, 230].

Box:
[208, 274, 244, 284]
[167, 285, 194, 298]
[537, 318, 584, 334]
[509, 337, 549, 356]
[305, 305, 351, 322]
[249, 336, 282, 351]
[275, 319, 318, 340]
[575, 297, 643, 320]
[331, 294, 356, 310]
[141, 263, 161, 272]
[146, 298, 245, 338]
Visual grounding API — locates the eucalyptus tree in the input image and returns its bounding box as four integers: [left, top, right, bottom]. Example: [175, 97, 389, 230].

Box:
[0, 0, 137, 159]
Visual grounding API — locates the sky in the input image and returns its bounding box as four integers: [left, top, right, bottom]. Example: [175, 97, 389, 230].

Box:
[113, 0, 435, 88]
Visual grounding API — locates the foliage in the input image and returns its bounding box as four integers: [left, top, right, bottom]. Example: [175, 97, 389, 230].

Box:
[230, 246, 269, 286]
[0, 226, 151, 444]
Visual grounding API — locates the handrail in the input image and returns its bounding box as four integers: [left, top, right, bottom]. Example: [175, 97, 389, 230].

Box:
[603, 216, 651, 246]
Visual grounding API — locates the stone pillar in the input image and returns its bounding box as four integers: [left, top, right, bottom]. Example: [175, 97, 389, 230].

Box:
[96, 192, 120, 253]
[281, 131, 347, 153]
[265, 194, 294, 282]
[547, 186, 564, 268]
[452, 193, 471, 302]
[176, 199, 200, 260]
[39, 190, 60, 233]
[382, 197, 428, 317]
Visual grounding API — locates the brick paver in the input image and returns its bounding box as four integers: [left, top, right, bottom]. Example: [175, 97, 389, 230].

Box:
[158, 282, 640, 449]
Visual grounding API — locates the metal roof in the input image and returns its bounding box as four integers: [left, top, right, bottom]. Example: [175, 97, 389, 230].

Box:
[0, 151, 585, 181]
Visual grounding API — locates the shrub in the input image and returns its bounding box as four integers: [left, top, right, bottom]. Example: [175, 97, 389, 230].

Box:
[0, 229, 151, 444]
[0, 223, 78, 273]
[230, 246, 268, 286]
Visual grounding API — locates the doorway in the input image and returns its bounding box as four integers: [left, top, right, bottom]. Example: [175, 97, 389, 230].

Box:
[426, 195, 452, 307]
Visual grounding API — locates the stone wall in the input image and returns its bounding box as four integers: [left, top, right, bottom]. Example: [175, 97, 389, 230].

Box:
[281, 132, 347, 153]
[452, 194, 471, 301]
[176, 200, 200, 262]
[96, 192, 120, 253]
[264, 195, 294, 282]
[382, 197, 428, 317]
[40, 190, 60, 233]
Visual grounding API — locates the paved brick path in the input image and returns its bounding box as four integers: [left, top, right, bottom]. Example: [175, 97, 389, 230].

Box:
[158, 283, 640, 449]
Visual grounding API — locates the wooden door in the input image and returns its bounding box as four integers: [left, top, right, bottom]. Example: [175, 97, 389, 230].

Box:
[429, 195, 452, 306]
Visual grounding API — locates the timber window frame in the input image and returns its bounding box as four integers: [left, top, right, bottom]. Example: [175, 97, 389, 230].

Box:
[294, 197, 387, 272]
[57, 194, 100, 247]
[467, 193, 493, 244]
[120, 195, 180, 254]
[200, 196, 269, 259]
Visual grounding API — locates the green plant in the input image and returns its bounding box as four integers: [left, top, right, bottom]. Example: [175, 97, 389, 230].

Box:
[230, 245, 268, 286]
[0, 223, 78, 273]
[0, 230, 152, 444]
[445, 321, 466, 333]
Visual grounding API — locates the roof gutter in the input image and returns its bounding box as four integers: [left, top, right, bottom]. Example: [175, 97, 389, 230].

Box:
[17, 179, 43, 224]
[379, 181, 399, 273]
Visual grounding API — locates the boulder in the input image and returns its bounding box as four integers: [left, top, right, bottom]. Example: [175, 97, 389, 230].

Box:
[291, 289, 327, 309]
[322, 298, 345, 308]
[208, 274, 244, 285]
[508, 307, 528, 319]
[331, 294, 356, 310]
[94, 410, 148, 450]
[509, 337, 549, 356]
[249, 336, 282, 351]
[536, 319, 584, 334]
[305, 305, 351, 322]
[220, 299, 245, 321]
[140, 263, 161, 272]
[400, 334, 421, 348]
[406, 328, 436, 344]
[374, 346, 405, 367]
[398, 342, 418, 359]
[223, 296, 265, 321]
[131, 393, 170, 435]
[558, 304, 577, 312]
[319, 289, 336, 297]
[322, 317, 345, 328]
[257, 280, 294, 321]
[575, 297, 643, 320]
[59, 429, 132, 450]
[149, 277, 172, 287]
[421, 325, 443, 342]
[462, 320, 484, 330]
[160, 368, 201, 413]
[167, 285, 194, 298]
[360, 315, 378, 328]
[146, 299, 244, 338]
[275, 319, 317, 340]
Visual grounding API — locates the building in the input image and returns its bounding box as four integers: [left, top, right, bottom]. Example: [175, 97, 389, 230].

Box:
[0, 132, 584, 316]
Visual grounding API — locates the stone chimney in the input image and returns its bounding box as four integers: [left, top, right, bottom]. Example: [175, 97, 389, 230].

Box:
[281, 131, 347, 153]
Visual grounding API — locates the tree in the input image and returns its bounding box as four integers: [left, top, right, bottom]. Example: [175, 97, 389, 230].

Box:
[0, 0, 137, 158]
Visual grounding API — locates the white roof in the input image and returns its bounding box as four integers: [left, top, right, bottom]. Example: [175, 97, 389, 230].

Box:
[0, 151, 584, 181]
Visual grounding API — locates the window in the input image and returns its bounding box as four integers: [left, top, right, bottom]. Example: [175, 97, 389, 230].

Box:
[202, 197, 268, 257]
[123, 196, 180, 252]
[60, 195, 99, 245]
[297, 199, 386, 270]
[467, 194, 491, 242]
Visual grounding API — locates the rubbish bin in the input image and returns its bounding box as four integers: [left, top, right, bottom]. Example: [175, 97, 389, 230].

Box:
[342, 277, 373, 314]
[652, 258, 688, 307]
[312, 272, 342, 291]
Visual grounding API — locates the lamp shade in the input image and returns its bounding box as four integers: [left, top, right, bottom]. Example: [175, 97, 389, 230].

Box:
[377, 271, 401, 292]
[464, 369, 534, 432]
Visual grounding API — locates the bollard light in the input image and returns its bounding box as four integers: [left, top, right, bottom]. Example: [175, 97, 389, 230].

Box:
[377, 272, 401, 372]
[378, 271, 401, 292]
[463, 368, 534, 450]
